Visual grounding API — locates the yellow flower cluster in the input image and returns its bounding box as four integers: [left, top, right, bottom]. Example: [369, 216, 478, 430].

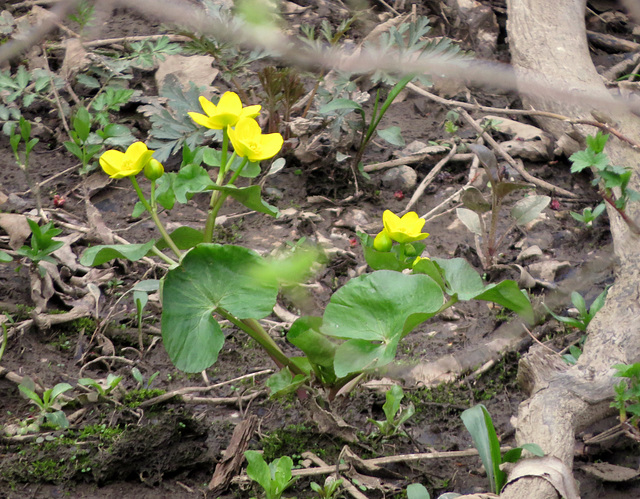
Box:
[98, 92, 283, 179]
[189, 92, 283, 162]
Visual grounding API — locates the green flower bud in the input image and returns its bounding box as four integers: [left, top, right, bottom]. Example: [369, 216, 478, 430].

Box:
[373, 231, 392, 252]
[404, 243, 416, 256]
[144, 158, 164, 181]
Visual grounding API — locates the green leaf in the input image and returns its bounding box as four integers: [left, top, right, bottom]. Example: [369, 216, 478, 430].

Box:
[73, 107, 92, 142]
[377, 126, 405, 147]
[245, 450, 273, 493]
[589, 286, 608, 316]
[569, 149, 609, 173]
[0, 250, 12, 262]
[461, 187, 491, 213]
[475, 280, 534, 324]
[156, 226, 203, 251]
[50, 382, 73, 402]
[570, 291, 587, 318]
[521, 443, 544, 457]
[161, 244, 278, 372]
[173, 163, 214, 203]
[586, 131, 609, 154]
[266, 367, 308, 398]
[80, 241, 156, 266]
[494, 181, 532, 200]
[406, 483, 430, 499]
[287, 317, 335, 367]
[319, 98, 364, 114]
[431, 257, 484, 300]
[456, 207, 483, 235]
[45, 410, 70, 429]
[511, 195, 550, 226]
[322, 271, 443, 377]
[208, 184, 279, 217]
[383, 385, 404, 422]
[461, 404, 505, 494]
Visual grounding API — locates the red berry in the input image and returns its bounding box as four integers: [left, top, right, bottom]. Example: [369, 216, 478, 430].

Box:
[550, 199, 561, 210]
[53, 195, 65, 208]
[394, 190, 405, 200]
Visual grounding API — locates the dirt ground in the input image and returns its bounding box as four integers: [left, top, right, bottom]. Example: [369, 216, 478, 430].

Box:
[1, 1, 640, 498]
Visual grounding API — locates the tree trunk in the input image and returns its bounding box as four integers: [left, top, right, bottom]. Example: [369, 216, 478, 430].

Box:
[500, 1, 640, 497]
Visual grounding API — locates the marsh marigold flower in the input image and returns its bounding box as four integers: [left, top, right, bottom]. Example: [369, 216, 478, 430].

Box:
[228, 117, 283, 162]
[188, 92, 261, 130]
[99, 142, 154, 179]
[382, 210, 429, 243]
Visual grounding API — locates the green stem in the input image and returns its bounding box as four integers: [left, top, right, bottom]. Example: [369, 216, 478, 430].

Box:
[130, 176, 182, 259]
[149, 245, 178, 266]
[204, 129, 231, 242]
[0, 323, 7, 364]
[216, 309, 304, 375]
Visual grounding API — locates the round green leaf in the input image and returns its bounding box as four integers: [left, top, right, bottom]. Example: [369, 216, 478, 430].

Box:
[322, 271, 443, 341]
[80, 241, 156, 266]
[161, 244, 278, 372]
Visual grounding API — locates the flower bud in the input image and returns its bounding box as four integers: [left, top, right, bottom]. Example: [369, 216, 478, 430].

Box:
[373, 231, 392, 252]
[404, 243, 416, 256]
[144, 158, 164, 181]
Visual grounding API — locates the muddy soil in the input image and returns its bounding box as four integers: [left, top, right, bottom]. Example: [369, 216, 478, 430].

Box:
[1, 1, 639, 498]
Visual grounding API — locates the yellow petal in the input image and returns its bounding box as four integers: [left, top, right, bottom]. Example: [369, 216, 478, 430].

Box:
[235, 117, 262, 140]
[228, 123, 249, 158]
[131, 150, 155, 174]
[188, 112, 216, 129]
[99, 150, 125, 178]
[199, 96, 217, 117]
[123, 142, 148, 163]
[240, 105, 261, 119]
[253, 132, 283, 161]
[382, 210, 399, 233]
[216, 92, 242, 117]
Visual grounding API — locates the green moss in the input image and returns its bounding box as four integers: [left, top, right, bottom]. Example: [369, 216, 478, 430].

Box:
[122, 388, 166, 408]
[261, 423, 336, 462]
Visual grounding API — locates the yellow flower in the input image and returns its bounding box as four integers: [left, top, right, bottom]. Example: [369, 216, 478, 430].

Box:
[188, 92, 261, 129]
[228, 117, 283, 162]
[373, 230, 392, 252]
[382, 210, 429, 243]
[99, 142, 154, 179]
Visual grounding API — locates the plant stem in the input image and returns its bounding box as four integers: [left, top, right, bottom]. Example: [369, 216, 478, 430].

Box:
[129, 176, 182, 259]
[215, 309, 304, 375]
[204, 129, 231, 242]
[601, 191, 640, 235]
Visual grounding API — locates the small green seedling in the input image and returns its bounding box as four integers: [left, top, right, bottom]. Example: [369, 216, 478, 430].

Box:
[611, 363, 640, 426]
[461, 404, 544, 494]
[562, 342, 584, 366]
[17, 219, 64, 267]
[368, 384, 415, 439]
[245, 451, 297, 499]
[570, 203, 605, 226]
[18, 378, 73, 430]
[78, 373, 123, 397]
[310, 476, 344, 498]
[545, 287, 608, 332]
[131, 367, 160, 390]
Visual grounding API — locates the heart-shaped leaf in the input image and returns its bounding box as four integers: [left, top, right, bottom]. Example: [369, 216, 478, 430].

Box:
[461, 187, 491, 213]
[208, 184, 279, 217]
[456, 207, 483, 235]
[161, 244, 278, 372]
[321, 271, 443, 377]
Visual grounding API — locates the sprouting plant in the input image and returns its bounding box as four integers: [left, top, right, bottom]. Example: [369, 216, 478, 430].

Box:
[310, 476, 344, 499]
[67, 0, 95, 32]
[444, 110, 460, 134]
[125, 36, 182, 69]
[244, 451, 298, 499]
[461, 404, 544, 494]
[561, 340, 584, 366]
[319, 73, 415, 193]
[545, 287, 608, 332]
[78, 374, 123, 398]
[368, 384, 415, 439]
[570, 131, 640, 234]
[18, 378, 73, 430]
[611, 363, 640, 426]
[570, 203, 606, 226]
[0, 316, 11, 364]
[257, 66, 305, 137]
[0, 66, 64, 134]
[456, 144, 551, 268]
[10, 117, 44, 215]
[17, 219, 64, 268]
[131, 367, 160, 390]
